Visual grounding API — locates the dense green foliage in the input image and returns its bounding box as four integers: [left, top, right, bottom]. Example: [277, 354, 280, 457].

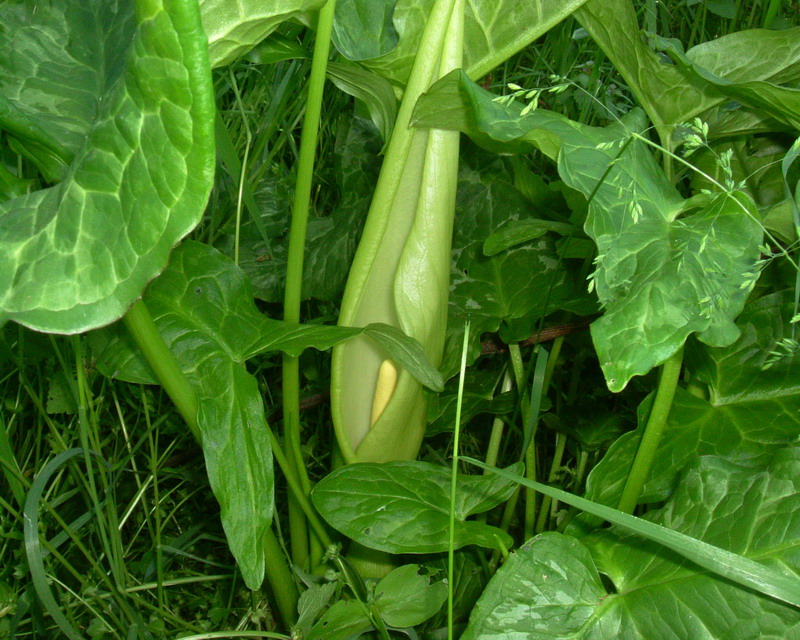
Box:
[1, 0, 799, 638]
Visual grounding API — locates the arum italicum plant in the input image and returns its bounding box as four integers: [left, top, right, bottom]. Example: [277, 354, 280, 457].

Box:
[331, 0, 464, 464]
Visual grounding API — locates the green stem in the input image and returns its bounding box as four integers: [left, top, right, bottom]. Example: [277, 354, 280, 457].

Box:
[123, 300, 200, 440]
[123, 300, 297, 627]
[523, 346, 548, 539]
[535, 432, 566, 533]
[574, 449, 589, 492]
[262, 528, 298, 627]
[523, 441, 537, 539]
[483, 371, 513, 470]
[282, 0, 338, 568]
[542, 335, 564, 390]
[269, 428, 333, 549]
[448, 320, 470, 640]
[617, 348, 684, 514]
[507, 344, 525, 407]
[491, 485, 519, 570]
[0, 412, 26, 508]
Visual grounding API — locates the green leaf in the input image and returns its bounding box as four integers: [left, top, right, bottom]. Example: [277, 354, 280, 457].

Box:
[688, 291, 800, 403]
[654, 33, 800, 131]
[361, 325, 444, 392]
[586, 452, 800, 634]
[91, 246, 442, 393]
[466, 481, 800, 640]
[372, 564, 447, 627]
[247, 321, 443, 391]
[243, 32, 310, 65]
[424, 551, 487, 626]
[327, 62, 398, 143]
[413, 69, 566, 158]
[361, 0, 593, 86]
[685, 27, 800, 88]
[199, 0, 325, 68]
[465, 455, 800, 615]
[96, 242, 272, 589]
[0, 0, 215, 334]
[588, 188, 761, 392]
[461, 533, 605, 639]
[440, 145, 595, 377]
[426, 368, 518, 437]
[0, 2, 134, 175]
[483, 218, 577, 256]
[307, 599, 372, 640]
[236, 322, 444, 391]
[86, 243, 433, 586]
[578, 292, 800, 518]
[687, 137, 792, 216]
[332, 0, 399, 61]
[456, 237, 591, 338]
[414, 71, 763, 390]
[575, 0, 800, 142]
[295, 582, 337, 637]
[312, 461, 521, 553]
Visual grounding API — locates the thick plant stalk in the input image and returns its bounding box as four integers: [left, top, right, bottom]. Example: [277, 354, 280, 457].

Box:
[617, 348, 684, 513]
[331, 0, 463, 463]
[124, 300, 200, 441]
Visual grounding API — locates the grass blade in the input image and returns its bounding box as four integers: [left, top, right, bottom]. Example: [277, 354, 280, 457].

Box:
[462, 457, 800, 609]
[23, 448, 110, 640]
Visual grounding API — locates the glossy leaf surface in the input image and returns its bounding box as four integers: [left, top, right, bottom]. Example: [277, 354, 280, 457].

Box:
[332, 0, 399, 61]
[89, 242, 441, 587]
[0, 2, 134, 171]
[312, 461, 521, 553]
[307, 600, 372, 640]
[462, 533, 604, 639]
[361, 0, 591, 85]
[483, 219, 576, 256]
[200, 0, 324, 68]
[579, 292, 800, 516]
[372, 564, 447, 627]
[327, 62, 399, 143]
[575, 0, 800, 141]
[0, 0, 215, 334]
[655, 34, 800, 131]
[413, 71, 763, 390]
[464, 452, 800, 638]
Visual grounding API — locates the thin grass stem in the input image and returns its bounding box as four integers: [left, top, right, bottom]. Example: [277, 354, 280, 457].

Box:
[448, 321, 471, 640]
